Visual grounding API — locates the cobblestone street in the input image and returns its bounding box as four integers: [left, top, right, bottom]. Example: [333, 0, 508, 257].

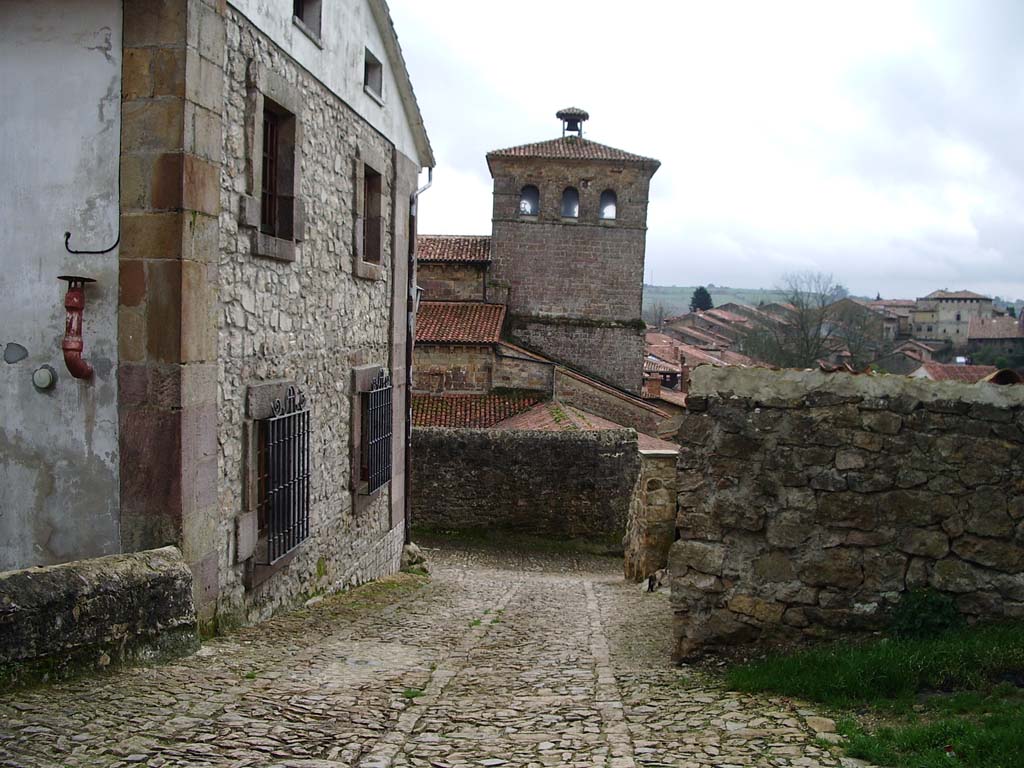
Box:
[0, 545, 849, 768]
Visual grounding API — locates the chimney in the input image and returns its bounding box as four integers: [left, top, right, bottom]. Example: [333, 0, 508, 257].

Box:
[643, 374, 661, 398]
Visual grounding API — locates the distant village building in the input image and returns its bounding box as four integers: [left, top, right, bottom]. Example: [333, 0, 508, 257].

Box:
[967, 315, 1024, 361]
[911, 290, 994, 348]
[1, 0, 433, 629]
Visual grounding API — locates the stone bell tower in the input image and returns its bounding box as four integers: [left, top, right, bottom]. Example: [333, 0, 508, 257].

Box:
[485, 108, 660, 393]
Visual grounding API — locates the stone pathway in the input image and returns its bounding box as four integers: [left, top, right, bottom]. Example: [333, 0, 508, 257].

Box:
[0, 545, 852, 767]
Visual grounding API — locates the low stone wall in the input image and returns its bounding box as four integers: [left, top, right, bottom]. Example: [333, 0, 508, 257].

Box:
[411, 428, 640, 540]
[0, 547, 198, 687]
[671, 366, 1024, 659]
[624, 450, 679, 581]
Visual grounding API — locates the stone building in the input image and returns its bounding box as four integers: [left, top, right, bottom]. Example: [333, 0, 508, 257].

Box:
[485, 109, 661, 394]
[911, 289, 995, 348]
[0, 0, 433, 630]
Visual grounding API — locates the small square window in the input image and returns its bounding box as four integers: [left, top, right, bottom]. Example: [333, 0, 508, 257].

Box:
[364, 48, 383, 99]
[293, 0, 322, 39]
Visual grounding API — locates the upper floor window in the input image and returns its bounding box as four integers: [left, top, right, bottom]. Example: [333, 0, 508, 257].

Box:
[260, 99, 297, 240]
[360, 165, 383, 263]
[364, 48, 383, 100]
[561, 187, 579, 218]
[600, 189, 617, 220]
[293, 0, 322, 39]
[519, 185, 539, 216]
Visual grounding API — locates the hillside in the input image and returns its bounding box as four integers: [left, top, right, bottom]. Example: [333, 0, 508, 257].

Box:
[643, 285, 791, 317]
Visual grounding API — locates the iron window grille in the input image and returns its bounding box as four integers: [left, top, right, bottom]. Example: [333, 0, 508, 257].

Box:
[260, 109, 280, 235]
[257, 386, 311, 563]
[361, 369, 393, 494]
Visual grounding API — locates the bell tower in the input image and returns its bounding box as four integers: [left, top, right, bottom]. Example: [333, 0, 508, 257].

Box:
[485, 109, 660, 393]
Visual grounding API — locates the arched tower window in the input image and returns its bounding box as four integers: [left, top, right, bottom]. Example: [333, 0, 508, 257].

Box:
[519, 185, 539, 216]
[561, 187, 579, 218]
[599, 189, 617, 220]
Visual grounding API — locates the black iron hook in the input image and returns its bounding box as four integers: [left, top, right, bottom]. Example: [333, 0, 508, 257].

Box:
[64, 230, 120, 255]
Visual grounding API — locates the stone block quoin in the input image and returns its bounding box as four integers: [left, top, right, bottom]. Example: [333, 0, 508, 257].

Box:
[118, 0, 224, 619]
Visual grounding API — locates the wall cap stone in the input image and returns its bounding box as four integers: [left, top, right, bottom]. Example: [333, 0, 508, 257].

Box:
[691, 366, 1024, 409]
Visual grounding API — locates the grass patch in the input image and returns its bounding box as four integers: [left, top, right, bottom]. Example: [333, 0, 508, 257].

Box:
[402, 687, 425, 699]
[727, 621, 1024, 768]
[727, 622, 1024, 709]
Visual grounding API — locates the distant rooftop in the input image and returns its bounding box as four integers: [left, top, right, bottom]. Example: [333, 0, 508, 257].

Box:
[921, 289, 991, 301]
[417, 235, 491, 263]
[415, 302, 505, 344]
[412, 393, 543, 429]
[487, 136, 659, 165]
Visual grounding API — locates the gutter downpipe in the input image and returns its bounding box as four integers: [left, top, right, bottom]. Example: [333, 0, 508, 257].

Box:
[405, 168, 433, 543]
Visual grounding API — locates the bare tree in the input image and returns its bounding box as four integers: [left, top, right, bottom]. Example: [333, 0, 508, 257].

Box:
[740, 272, 846, 368]
[643, 301, 668, 329]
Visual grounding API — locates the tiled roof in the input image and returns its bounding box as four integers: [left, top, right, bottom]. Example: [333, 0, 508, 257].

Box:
[412, 393, 543, 428]
[416, 302, 505, 344]
[493, 402, 678, 452]
[644, 356, 680, 374]
[417, 235, 491, 263]
[923, 290, 990, 300]
[914, 363, 999, 383]
[487, 136, 659, 165]
[704, 308, 750, 325]
[968, 316, 1024, 340]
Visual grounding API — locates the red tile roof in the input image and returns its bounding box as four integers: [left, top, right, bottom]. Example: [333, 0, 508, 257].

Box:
[968, 316, 1024, 340]
[644, 356, 680, 374]
[922, 290, 990, 300]
[417, 235, 491, 263]
[913, 362, 999, 383]
[487, 136, 659, 165]
[412, 393, 543, 429]
[416, 302, 505, 344]
[493, 402, 678, 452]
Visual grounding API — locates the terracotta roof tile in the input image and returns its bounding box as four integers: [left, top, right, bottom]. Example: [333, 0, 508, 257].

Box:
[968, 316, 1024, 340]
[487, 136, 659, 165]
[412, 393, 543, 429]
[493, 402, 678, 452]
[644, 356, 680, 374]
[416, 302, 505, 344]
[915, 362, 999, 383]
[923, 289, 990, 300]
[417, 235, 491, 263]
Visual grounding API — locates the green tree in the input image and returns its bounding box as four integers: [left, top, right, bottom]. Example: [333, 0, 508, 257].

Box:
[1009, 305, 1017, 319]
[690, 286, 714, 312]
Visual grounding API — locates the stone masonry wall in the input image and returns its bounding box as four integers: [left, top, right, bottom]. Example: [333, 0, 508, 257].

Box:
[510, 318, 644, 394]
[0, 547, 198, 688]
[412, 344, 493, 394]
[554, 368, 666, 435]
[411, 428, 640, 541]
[671, 366, 1024, 659]
[624, 452, 679, 581]
[214, 11, 410, 627]
[417, 262, 486, 302]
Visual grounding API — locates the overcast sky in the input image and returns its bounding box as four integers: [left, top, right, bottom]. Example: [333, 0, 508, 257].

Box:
[390, 1, 1024, 301]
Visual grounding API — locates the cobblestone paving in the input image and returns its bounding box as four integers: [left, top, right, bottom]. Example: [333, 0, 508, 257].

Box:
[0, 545, 855, 767]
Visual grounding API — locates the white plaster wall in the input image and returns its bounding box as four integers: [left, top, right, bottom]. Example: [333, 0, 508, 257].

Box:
[0, 0, 122, 570]
[229, 0, 425, 166]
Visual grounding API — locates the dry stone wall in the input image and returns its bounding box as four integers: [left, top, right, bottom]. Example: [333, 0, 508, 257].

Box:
[411, 428, 640, 541]
[624, 452, 679, 581]
[671, 366, 1024, 659]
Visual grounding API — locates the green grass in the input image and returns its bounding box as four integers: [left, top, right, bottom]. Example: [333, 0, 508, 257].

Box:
[402, 687, 425, 699]
[727, 622, 1024, 709]
[840, 688, 1024, 768]
[727, 622, 1024, 768]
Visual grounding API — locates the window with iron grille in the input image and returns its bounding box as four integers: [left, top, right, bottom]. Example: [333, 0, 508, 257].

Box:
[256, 386, 311, 563]
[360, 369, 392, 493]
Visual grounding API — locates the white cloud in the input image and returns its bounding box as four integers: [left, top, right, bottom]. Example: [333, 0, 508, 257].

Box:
[394, 0, 1024, 301]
